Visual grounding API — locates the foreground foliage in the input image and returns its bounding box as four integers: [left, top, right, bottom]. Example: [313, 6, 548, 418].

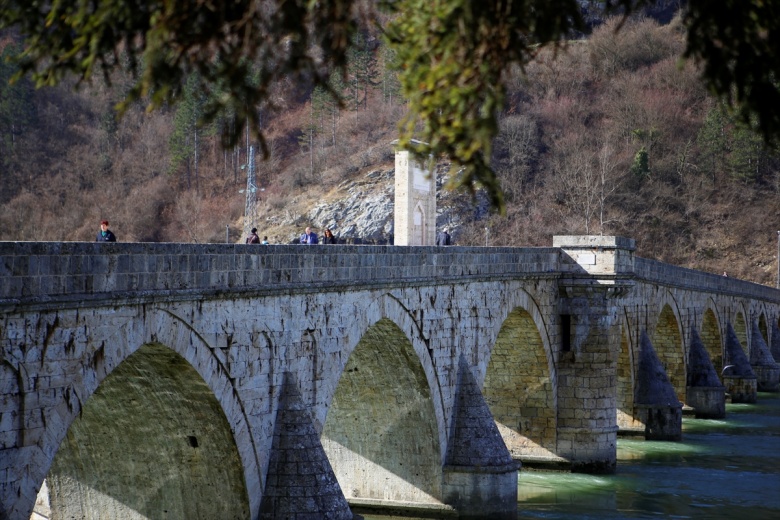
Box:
[1, 0, 779, 211]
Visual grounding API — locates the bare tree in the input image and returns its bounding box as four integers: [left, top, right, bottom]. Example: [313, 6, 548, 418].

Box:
[552, 144, 598, 234]
[493, 114, 540, 202]
[595, 141, 625, 235]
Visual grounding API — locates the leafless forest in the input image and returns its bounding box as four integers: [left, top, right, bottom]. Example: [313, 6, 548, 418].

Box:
[1, 16, 779, 284]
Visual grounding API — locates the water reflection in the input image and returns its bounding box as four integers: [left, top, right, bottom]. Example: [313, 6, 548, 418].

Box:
[361, 393, 780, 519]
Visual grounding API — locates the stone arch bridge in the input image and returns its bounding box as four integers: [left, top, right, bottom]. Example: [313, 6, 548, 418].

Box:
[1, 236, 779, 520]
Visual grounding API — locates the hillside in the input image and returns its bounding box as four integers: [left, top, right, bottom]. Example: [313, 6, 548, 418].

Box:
[1, 13, 779, 285]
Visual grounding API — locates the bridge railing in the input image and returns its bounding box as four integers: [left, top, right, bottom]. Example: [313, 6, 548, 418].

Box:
[0, 242, 561, 310]
[634, 256, 780, 303]
[4, 242, 778, 311]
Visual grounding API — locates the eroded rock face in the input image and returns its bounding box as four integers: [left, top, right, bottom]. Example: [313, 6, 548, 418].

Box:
[303, 166, 492, 244]
[308, 170, 396, 242]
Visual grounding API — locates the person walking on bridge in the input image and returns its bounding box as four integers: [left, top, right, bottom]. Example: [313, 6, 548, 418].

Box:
[322, 228, 337, 244]
[300, 226, 318, 244]
[96, 220, 117, 242]
[436, 227, 451, 246]
[246, 228, 260, 244]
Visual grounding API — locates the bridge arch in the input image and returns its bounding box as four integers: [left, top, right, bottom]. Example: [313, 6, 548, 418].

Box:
[321, 294, 444, 505]
[482, 287, 557, 461]
[33, 308, 259, 520]
[45, 343, 250, 519]
[652, 302, 686, 402]
[617, 310, 639, 430]
[732, 305, 749, 352]
[699, 304, 724, 374]
[757, 309, 768, 345]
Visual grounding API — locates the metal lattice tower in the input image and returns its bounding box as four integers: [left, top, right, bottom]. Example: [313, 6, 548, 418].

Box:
[243, 145, 257, 236]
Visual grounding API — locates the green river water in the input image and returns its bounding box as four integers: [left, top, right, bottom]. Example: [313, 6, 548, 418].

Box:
[366, 393, 780, 520]
[517, 393, 780, 519]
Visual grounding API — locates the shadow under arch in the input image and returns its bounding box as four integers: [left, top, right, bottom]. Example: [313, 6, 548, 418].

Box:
[321, 316, 443, 505]
[653, 303, 686, 402]
[758, 312, 768, 344]
[700, 306, 724, 375]
[617, 313, 641, 431]
[482, 306, 556, 461]
[45, 342, 249, 520]
[734, 308, 749, 353]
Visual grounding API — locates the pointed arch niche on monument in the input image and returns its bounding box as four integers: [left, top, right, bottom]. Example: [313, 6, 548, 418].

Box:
[700, 305, 724, 375]
[482, 305, 557, 462]
[652, 303, 687, 403]
[321, 316, 443, 505]
[412, 202, 427, 246]
[45, 342, 250, 520]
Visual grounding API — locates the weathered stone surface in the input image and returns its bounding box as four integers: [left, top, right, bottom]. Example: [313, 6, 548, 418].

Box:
[445, 356, 516, 469]
[771, 321, 780, 363]
[442, 356, 518, 519]
[750, 321, 780, 391]
[687, 327, 723, 388]
[2, 238, 780, 520]
[685, 386, 726, 419]
[686, 327, 726, 418]
[724, 322, 756, 377]
[633, 331, 683, 441]
[724, 322, 758, 403]
[635, 331, 680, 406]
[261, 372, 351, 519]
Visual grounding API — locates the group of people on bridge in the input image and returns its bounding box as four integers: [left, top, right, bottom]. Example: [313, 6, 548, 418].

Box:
[245, 228, 270, 244]
[96, 219, 454, 246]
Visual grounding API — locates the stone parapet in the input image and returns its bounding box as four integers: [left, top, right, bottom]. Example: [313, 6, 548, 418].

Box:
[635, 257, 780, 303]
[0, 242, 561, 311]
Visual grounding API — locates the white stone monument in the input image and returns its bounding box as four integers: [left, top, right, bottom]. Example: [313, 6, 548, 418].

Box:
[393, 140, 436, 246]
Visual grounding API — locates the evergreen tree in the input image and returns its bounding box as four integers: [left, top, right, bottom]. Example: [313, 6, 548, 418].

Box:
[380, 44, 402, 106]
[346, 32, 379, 112]
[630, 147, 649, 178]
[169, 74, 208, 191]
[728, 120, 766, 184]
[298, 100, 318, 181]
[696, 106, 728, 178]
[311, 85, 337, 146]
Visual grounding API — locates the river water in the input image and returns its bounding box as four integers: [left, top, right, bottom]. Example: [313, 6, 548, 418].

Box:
[517, 393, 780, 519]
[364, 393, 780, 520]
